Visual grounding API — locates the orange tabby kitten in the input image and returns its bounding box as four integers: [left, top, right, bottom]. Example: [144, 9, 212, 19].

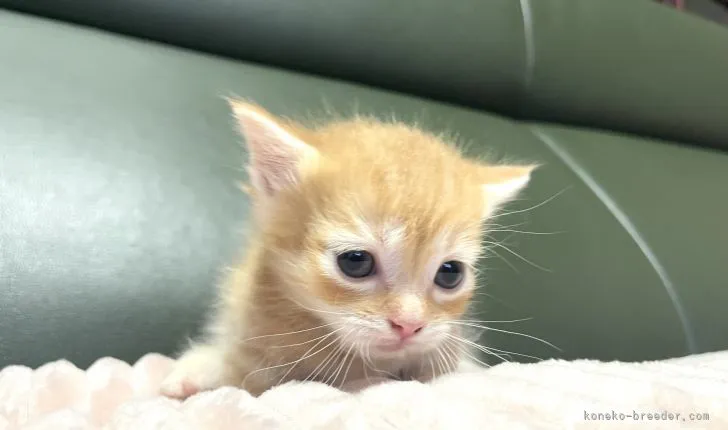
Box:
[160, 100, 535, 398]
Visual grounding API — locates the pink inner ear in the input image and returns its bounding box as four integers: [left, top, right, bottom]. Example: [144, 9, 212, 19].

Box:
[246, 165, 274, 197]
[230, 101, 316, 197]
[481, 165, 535, 215]
[481, 165, 536, 185]
[247, 133, 301, 196]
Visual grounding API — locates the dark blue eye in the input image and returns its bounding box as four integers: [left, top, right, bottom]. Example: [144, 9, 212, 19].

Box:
[434, 261, 464, 289]
[337, 251, 375, 278]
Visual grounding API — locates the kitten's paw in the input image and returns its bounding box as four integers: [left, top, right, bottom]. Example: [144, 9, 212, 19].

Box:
[160, 373, 203, 399]
[159, 345, 226, 400]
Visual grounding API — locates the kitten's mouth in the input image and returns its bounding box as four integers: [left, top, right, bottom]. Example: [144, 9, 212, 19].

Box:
[374, 339, 411, 352]
[377, 343, 404, 352]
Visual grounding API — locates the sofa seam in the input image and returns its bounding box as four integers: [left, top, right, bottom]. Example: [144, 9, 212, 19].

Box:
[517, 0, 535, 114]
[528, 125, 697, 354]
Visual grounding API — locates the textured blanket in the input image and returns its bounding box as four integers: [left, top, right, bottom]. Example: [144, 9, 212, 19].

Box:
[1, 351, 726, 429]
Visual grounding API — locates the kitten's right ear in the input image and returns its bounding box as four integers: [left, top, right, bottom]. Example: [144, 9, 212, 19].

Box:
[227, 98, 318, 198]
[480, 164, 537, 218]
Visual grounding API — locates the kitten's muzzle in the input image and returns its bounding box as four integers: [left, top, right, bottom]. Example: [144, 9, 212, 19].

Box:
[388, 318, 425, 340]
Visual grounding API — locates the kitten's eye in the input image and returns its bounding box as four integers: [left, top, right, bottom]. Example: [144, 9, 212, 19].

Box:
[337, 251, 375, 278]
[434, 261, 464, 290]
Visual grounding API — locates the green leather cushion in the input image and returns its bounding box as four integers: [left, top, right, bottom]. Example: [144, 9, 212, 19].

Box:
[1, 0, 727, 150]
[1, 11, 727, 369]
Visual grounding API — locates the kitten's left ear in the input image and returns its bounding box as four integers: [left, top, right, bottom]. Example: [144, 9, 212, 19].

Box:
[227, 98, 318, 198]
[480, 165, 538, 217]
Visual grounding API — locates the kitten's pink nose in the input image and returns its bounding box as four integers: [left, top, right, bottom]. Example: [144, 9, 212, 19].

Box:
[388, 318, 425, 340]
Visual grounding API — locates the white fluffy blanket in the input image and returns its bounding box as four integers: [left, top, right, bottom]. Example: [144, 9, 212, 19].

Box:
[1, 351, 726, 429]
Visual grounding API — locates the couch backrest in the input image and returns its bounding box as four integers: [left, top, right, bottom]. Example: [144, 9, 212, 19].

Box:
[1, 0, 727, 150]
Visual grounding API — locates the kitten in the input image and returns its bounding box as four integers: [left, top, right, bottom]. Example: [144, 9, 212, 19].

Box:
[160, 100, 535, 398]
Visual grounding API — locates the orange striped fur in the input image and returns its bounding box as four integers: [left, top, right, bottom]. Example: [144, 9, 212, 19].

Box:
[161, 100, 535, 398]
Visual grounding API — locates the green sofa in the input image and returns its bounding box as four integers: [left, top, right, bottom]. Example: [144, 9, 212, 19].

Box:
[1, 0, 727, 370]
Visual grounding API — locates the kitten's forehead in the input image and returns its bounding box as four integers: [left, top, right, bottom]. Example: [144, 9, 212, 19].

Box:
[311, 120, 486, 214]
[314, 120, 473, 175]
[309, 121, 486, 273]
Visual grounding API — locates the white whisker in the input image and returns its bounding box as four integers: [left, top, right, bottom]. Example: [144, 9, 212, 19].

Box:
[312, 342, 344, 383]
[447, 333, 511, 363]
[441, 341, 461, 370]
[339, 346, 357, 389]
[451, 317, 533, 324]
[330, 339, 357, 387]
[484, 246, 520, 273]
[326, 333, 357, 385]
[445, 338, 490, 369]
[432, 349, 445, 377]
[483, 345, 544, 361]
[241, 322, 334, 344]
[449, 321, 561, 351]
[485, 221, 529, 231]
[484, 241, 551, 272]
[362, 351, 372, 384]
[287, 297, 352, 316]
[488, 228, 564, 236]
[266, 331, 337, 349]
[489, 187, 570, 220]
[246, 328, 342, 387]
[434, 347, 450, 377]
[307, 329, 353, 383]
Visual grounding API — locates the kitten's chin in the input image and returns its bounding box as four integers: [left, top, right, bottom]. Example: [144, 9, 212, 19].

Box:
[369, 338, 433, 359]
[376, 342, 407, 352]
[357, 329, 448, 360]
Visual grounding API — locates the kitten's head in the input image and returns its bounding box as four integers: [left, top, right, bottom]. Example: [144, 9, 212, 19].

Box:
[230, 100, 535, 359]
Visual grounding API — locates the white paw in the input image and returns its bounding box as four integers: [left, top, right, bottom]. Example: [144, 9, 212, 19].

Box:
[159, 346, 226, 400]
[160, 372, 202, 399]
